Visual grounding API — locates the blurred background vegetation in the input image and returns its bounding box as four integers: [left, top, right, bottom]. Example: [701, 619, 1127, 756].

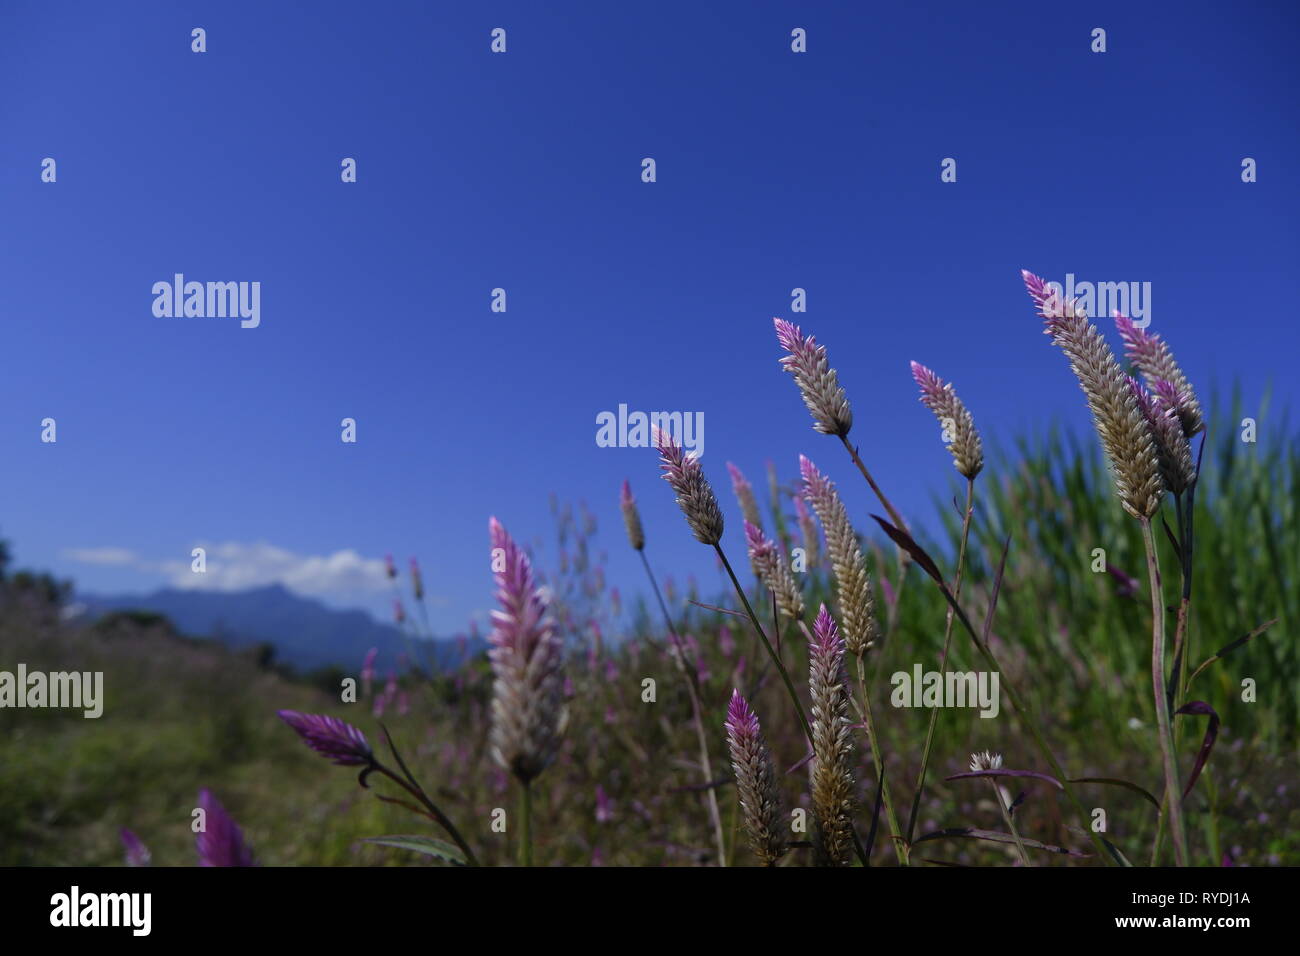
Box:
[1, 391, 1294, 866]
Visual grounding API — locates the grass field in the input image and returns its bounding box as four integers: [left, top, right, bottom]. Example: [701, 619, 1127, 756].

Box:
[1, 385, 1294, 867]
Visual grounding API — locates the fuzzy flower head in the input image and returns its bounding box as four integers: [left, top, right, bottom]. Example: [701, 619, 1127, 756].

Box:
[793, 494, 821, 567]
[969, 751, 1004, 772]
[1128, 377, 1196, 495]
[655, 426, 724, 545]
[724, 690, 785, 866]
[488, 517, 566, 784]
[800, 456, 878, 656]
[120, 828, 151, 867]
[409, 557, 424, 600]
[911, 361, 984, 479]
[1114, 313, 1204, 436]
[1022, 270, 1164, 520]
[726, 462, 763, 528]
[774, 318, 853, 437]
[195, 789, 255, 867]
[619, 479, 645, 551]
[808, 605, 855, 865]
[744, 519, 804, 622]
[278, 710, 374, 766]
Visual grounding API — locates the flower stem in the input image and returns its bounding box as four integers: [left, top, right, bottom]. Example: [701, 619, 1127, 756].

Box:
[906, 476, 975, 844]
[856, 655, 909, 865]
[518, 779, 533, 867]
[638, 549, 729, 866]
[989, 777, 1031, 867]
[1141, 517, 1189, 866]
[374, 763, 480, 867]
[715, 543, 813, 746]
[838, 435, 912, 574]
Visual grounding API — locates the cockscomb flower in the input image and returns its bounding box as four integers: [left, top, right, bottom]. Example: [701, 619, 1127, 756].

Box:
[910, 361, 984, 478]
[800, 455, 878, 656]
[120, 828, 151, 867]
[726, 462, 763, 529]
[385, 553, 397, 579]
[724, 690, 785, 866]
[195, 789, 255, 867]
[1128, 377, 1196, 495]
[619, 480, 645, 551]
[969, 751, 1003, 772]
[655, 427, 724, 546]
[793, 495, 820, 567]
[487, 517, 566, 784]
[808, 606, 855, 866]
[278, 710, 374, 766]
[774, 318, 853, 437]
[1115, 314, 1204, 436]
[409, 557, 424, 600]
[1022, 270, 1164, 520]
[744, 520, 804, 622]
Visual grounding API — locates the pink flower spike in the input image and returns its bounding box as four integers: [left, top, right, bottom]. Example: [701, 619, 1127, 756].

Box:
[120, 828, 151, 867]
[278, 710, 374, 766]
[195, 789, 255, 867]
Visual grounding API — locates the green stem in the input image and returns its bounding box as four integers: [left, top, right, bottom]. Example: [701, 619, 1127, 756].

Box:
[715, 544, 814, 746]
[839, 435, 912, 576]
[518, 779, 533, 867]
[928, 583, 1114, 864]
[1141, 517, 1188, 867]
[990, 777, 1031, 867]
[374, 763, 480, 867]
[638, 549, 729, 866]
[856, 656, 909, 865]
[906, 476, 975, 844]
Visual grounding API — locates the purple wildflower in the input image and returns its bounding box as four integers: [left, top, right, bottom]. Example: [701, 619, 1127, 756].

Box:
[195, 789, 255, 867]
[277, 710, 373, 766]
[774, 318, 853, 437]
[488, 517, 566, 783]
[120, 828, 151, 867]
[655, 427, 724, 546]
[724, 690, 785, 866]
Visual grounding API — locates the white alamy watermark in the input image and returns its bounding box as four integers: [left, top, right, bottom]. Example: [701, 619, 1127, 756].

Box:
[1044, 273, 1152, 328]
[0, 664, 103, 718]
[152, 274, 260, 328]
[890, 664, 999, 718]
[596, 405, 705, 458]
[50, 886, 151, 936]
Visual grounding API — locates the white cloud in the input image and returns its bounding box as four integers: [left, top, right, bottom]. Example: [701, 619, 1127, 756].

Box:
[63, 547, 143, 566]
[164, 541, 391, 597]
[66, 540, 404, 601]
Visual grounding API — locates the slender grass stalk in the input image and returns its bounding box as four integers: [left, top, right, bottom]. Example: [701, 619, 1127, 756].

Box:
[715, 543, 813, 747]
[838, 435, 913, 581]
[988, 777, 1031, 867]
[855, 655, 909, 865]
[906, 476, 975, 844]
[1141, 517, 1189, 866]
[878, 525, 1114, 864]
[518, 780, 533, 867]
[637, 548, 728, 865]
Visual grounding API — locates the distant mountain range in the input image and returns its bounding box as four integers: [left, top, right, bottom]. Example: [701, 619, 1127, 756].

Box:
[74, 584, 483, 675]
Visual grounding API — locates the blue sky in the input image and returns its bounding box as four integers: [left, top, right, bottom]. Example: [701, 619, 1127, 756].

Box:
[2, 1, 1296, 635]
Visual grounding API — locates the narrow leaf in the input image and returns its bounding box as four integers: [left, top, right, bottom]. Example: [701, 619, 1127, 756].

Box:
[1187, 619, 1277, 687]
[913, 827, 1088, 858]
[870, 515, 944, 585]
[1068, 776, 1160, 810]
[1175, 701, 1220, 799]
[362, 835, 467, 866]
[983, 535, 1011, 644]
[945, 769, 1063, 789]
